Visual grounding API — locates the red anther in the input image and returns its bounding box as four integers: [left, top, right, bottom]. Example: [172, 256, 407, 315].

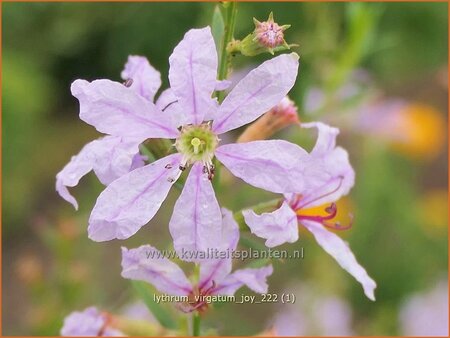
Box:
[325, 202, 337, 215]
[162, 100, 178, 112]
[123, 78, 133, 87]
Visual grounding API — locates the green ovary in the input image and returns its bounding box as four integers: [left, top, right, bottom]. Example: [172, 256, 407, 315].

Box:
[175, 124, 219, 163]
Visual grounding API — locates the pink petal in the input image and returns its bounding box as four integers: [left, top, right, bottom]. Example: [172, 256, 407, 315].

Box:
[71, 79, 179, 140]
[156, 88, 185, 127]
[169, 163, 222, 261]
[121, 246, 192, 296]
[302, 122, 339, 156]
[298, 122, 355, 208]
[168, 27, 218, 125]
[214, 265, 273, 295]
[243, 202, 299, 248]
[198, 208, 239, 290]
[88, 154, 182, 242]
[302, 220, 377, 301]
[212, 53, 299, 134]
[93, 138, 144, 185]
[130, 152, 147, 171]
[121, 55, 161, 102]
[215, 140, 310, 193]
[56, 136, 141, 210]
[301, 147, 355, 208]
[220, 207, 240, 251]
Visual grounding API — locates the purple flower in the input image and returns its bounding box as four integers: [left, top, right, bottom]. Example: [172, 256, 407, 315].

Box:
[61, 307, 123, 336]
[399, 278, 448, 336]
[243, 122, 376, 300]
[272, 283, 354, 336]
[70, 27, 307, 247]
[56, 56, 165, 209]
[121, 208, 273, 312]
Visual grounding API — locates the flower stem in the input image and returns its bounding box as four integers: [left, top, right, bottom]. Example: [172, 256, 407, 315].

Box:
[192, 263, 201, 336]
[213, 2, 238, 191]
[193, 313, 201, 336]
[217, 1, 238, 101]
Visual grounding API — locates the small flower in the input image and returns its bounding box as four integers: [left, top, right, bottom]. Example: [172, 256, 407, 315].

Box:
[61, 307, 123, 336]
[237, 96, 299, 143]
[121, 209, 273, 313]
[270, 283, 354, 336]
[228, 13, 294, 56]
[70, 27, 310, 251]
[399, 278, 448, 336]
[243, 122, 376, 300]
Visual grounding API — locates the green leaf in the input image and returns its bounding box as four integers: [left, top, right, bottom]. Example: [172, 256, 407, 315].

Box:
[211, 5, 225, 55]
[132, 281, 177, 330]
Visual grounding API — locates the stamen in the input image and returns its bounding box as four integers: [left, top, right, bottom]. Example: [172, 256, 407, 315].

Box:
[202, 280, 216, 296]
[203, 164, 215, 180]
[165, 164, 173, 169]
[297, 203, 353, 231]
[179, 165, 186, 171]
[186, 280, 217, 313]
[208, 164, 215, 180]
[290, 194, 303, 210]
[162, 100, 178, 112]
[123, 78, 133, 87]
[325, 202, 337, 215]
[322, 213, 353, 231]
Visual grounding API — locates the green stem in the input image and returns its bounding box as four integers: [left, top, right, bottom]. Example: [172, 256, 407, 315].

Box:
[213, 1, 237, 191]
[192, 264, 201, 336]
[193, 313, 201, 336]
[217, 1, 237, 101]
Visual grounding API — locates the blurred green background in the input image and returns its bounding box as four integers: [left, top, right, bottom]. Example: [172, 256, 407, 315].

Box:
[2, 1, 448, 336]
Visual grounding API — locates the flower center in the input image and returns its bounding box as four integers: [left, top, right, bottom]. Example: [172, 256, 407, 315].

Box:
[175, 123, 219, 178]
[177, 281, 216, 314]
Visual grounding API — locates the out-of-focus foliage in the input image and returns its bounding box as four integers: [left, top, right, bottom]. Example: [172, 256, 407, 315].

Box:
[2, 2, 447, 336]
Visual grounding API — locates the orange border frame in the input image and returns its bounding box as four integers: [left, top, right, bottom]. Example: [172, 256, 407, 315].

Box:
[0, 1, 448, 337]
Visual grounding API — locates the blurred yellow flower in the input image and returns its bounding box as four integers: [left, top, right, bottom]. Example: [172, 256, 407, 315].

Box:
[389, 104, 446, 160]
[418, 189, 448, 237]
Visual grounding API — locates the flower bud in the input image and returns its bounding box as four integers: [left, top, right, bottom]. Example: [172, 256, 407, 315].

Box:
[228, 12, 295, 56]
[237, 96, 299, 143]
